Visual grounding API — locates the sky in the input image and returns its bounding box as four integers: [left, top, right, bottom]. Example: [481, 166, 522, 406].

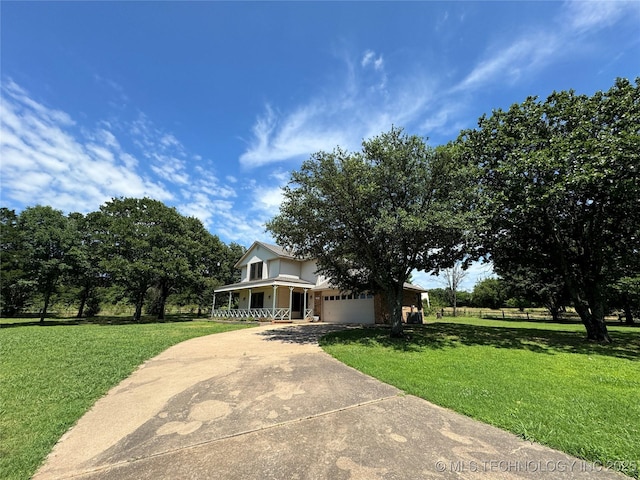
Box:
[1, 1, 639, 291]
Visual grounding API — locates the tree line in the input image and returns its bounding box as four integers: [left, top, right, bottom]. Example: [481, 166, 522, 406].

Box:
[268, 77, 639, 342]
[1, 197, 244, 322]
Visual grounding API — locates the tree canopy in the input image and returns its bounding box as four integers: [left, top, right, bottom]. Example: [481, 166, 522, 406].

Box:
[0, 198, 242, 320]
[267, 127, 476, 336]
[458, 77, 640, 342]
[17, 206, 78, 322]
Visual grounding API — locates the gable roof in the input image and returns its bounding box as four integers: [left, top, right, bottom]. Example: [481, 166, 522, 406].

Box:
[258, 242, 297, 259]
[234, 241, 298, 268]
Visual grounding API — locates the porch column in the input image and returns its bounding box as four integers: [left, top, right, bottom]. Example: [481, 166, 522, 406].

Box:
[272, 285, 277, 319]
[288, 286, 294, 321]
[211, 293, 217, 318]
[228, 292, 232, 311]
[248, 289, 252, 312]
[303, 288, 308, 320]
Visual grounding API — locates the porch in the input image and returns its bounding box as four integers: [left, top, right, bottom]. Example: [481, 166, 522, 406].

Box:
[211, 279, 315, 322]
[211, 307, 314, 321]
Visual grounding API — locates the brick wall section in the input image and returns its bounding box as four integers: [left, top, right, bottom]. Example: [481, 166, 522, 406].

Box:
[313, 293, 322, 321]
[374, 290, 423, 324]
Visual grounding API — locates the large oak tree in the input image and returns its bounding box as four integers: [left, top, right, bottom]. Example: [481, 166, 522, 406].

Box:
[16, 206, 78, 322]
[267, 128, 475, 336]
[459, 78, 640, 342]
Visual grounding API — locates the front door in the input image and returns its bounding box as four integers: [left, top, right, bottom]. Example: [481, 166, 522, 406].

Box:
[292, 291, 302, 318]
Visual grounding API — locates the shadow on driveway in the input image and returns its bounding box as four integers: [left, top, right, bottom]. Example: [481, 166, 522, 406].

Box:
[258, 323, 357, 345]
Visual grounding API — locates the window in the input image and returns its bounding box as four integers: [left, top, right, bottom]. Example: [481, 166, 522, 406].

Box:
[249, 262, 263, 280]
[251, 292, 264, 308]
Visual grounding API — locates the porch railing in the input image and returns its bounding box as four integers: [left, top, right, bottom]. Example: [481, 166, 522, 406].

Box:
[211, 308, 291, 321]
[211, 307, 317, 321]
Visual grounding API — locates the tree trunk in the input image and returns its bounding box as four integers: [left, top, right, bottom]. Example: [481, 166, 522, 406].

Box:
[76, 287, 89, 318]
[157, 283, 169, 321]
[452, 290, 457, 317]
[623, 296, 634, 325]
[574, 301, 612, 343]
[133, 292, 144, 322]
[386, 287, 404, 338]
[565, 276, 612, 343]
[40, 290, 51, 323]
[133, 302, 143, 322]
[547, 304, 560, 323]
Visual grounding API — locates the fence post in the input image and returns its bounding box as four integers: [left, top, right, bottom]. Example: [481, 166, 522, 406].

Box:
[502, 310, 505, 319]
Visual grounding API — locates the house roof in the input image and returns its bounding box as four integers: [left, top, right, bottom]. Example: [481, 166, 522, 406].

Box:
[234, 241, 298, 268]
[258, 242, 297, 259]
[214, 276, 315, 293]
[403, 282, 428, 293]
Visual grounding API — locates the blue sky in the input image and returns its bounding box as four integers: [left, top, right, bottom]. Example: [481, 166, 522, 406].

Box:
[1, 1, 639, 290]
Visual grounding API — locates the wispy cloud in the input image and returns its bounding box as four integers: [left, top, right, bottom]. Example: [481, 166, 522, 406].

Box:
[361, 49, 384, 71]
[453, 33, 559, 93]
[239, 51, 435, 168]
[452, 1, 640, 95]
[243, 1, 629, 169]
[0, 80, 173, 212]
[0, 78, 276, 246]
[239, 102, 352, 167]
[0, 80, 248, 238]
[562, 0, 638, 33]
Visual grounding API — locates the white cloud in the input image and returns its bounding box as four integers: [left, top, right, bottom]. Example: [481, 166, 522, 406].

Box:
[453, 33, 559, 93]
[453, 1, 640, 96]
[150, 156, 190, 185]
[239, 53, 436, 168]
[0, 79, 261, 246]
[361, 49, 384, 71]
[562, 0, 637, 33]
[0, 80, 181, 213]
[239, 102, 351, 167]
[205, 200, 271, 245]
[253, 186, 283, 216]
[361, 50, 375, 67]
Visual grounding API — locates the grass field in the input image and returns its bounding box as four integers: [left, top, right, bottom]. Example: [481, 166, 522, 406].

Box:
[320, 318, 640, 479]
[0, 316, 254, 480]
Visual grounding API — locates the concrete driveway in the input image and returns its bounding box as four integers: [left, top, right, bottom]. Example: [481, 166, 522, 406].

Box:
[34, 323, 626, 479]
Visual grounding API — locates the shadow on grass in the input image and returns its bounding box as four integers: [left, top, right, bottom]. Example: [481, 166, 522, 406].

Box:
[320, 323, 640, 361]
[0, 314, 206, 328]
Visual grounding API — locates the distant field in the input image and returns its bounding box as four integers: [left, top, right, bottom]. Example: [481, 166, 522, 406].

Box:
[320, 317, 640, 479]
[0, 317, 254, 480]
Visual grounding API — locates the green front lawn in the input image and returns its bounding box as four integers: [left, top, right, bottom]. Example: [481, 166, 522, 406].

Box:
[0, 318, 253, 480]
[320, 318, 640, 479]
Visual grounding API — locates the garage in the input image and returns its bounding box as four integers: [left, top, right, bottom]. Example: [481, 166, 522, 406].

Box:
[321, 292, 375, 324]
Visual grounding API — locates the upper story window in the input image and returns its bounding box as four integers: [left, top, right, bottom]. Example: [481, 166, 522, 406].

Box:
[249, 262, 263, 280]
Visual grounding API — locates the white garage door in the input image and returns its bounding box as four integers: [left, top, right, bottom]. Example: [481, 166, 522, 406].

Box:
[322, 293, 375, 324]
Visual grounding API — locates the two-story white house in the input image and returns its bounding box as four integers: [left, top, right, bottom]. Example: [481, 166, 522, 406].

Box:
[211, 241, 426, 324]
